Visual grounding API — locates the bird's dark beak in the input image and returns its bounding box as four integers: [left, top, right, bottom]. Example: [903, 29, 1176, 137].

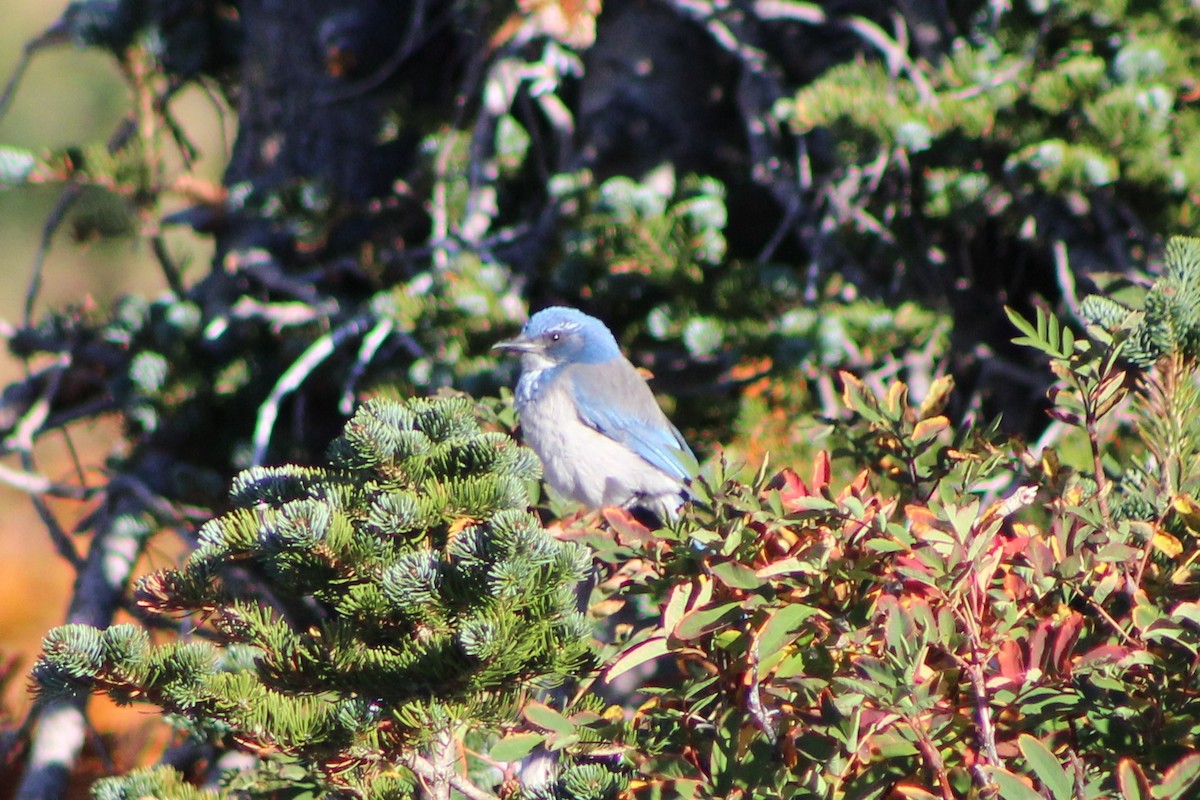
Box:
[492, 333, 539, 354]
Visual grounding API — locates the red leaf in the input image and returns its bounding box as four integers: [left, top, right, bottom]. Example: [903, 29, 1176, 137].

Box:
[1028, 619, 1051, 672]
[602, 507, 654, 547]
[847, 468, 871, 494]
[1002, 533, 1033, 558]
[766, 467, 810, 506]
[997, 639, 1025, 684]
[1052, 611, 1084, 673]
[810, 451, 831, 492]
[905, 504, 940, 535]
[1003, 572, 1029, 602]
[1074, 644, 1129, 670]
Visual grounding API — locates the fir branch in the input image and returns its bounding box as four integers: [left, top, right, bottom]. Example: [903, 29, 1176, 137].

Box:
[30, 397, 591, 799]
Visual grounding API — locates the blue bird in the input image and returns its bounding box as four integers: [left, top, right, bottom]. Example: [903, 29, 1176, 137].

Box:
[494, 307, 695, 520]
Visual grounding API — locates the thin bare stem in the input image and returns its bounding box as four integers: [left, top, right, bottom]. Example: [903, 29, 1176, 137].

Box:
[4, 357, 84, 567]
[1085, 594, 1141, 648]
[908, 716, 955, 800]
[1084, 408, 1114, 532]
[150, 234, 187, 297]
[0, 459, 87, 499]
[24, 186, 82, 327]
[252, 314, 371, 465]
[0, 44, 33, 122]
[948, 597, 1001, 792]
[403, 735, 496, 800]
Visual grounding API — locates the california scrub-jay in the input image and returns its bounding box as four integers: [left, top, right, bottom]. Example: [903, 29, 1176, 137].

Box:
[494, 306, 695, 521]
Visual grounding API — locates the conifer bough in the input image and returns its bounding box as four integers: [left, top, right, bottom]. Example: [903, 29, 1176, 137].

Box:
[33, 397, 596, 800]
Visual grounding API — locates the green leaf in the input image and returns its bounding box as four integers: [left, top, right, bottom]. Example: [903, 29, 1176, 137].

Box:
[755, 604, 821, 672]
[489, 732, 545, 762]
[1006, 306, 1040, 341]
[1154, 753, 1200, 799]
[523, 702, 575, 736]
[1018, 734, 1073, 799]
[605, 637, 672, 683]
[710, 560, 761, 590]
[987, 766, 1047, 800]
[873, 732, 919, 759]
[865, 537, 909, 553]
[1117, 758, 1151, 800]
[1007, 306, 1076, 361]
[673, 602, 743, 641]
[784, 495, 839, 513]
[756, 556, 818, 579]
[1172, 601, 1200, 629]
[662, 582, 695, 634]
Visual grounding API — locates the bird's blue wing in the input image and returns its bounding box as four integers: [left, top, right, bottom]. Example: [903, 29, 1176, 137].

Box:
[562, 360, 696, 481]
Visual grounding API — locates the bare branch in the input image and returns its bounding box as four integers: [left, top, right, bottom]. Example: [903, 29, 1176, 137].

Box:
[23, 187, 82, 327]
[404, 744, 497, 800]
[252, 314, 372, 465]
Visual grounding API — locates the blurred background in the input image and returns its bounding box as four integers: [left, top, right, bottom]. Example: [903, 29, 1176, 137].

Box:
[0, 0, 230, 724]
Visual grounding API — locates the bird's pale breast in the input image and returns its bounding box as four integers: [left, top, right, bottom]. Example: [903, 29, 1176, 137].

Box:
[517, 371, 685, 511]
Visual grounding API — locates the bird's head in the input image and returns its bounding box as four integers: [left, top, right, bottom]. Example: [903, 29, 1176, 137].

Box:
[493, 307, 621, 370]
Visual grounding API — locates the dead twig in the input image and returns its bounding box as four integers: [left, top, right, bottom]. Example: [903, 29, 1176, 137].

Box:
[252, 314, 372, 465]
[404, 741, 497, 800]
[23, 187, 82, 328]
[5, 357, 83, 567]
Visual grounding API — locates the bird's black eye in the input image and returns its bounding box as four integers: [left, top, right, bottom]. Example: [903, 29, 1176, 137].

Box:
[550, 332, 561, 342]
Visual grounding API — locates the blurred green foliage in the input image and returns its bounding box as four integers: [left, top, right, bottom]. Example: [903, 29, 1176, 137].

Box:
[777, 0, 1200, 279]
